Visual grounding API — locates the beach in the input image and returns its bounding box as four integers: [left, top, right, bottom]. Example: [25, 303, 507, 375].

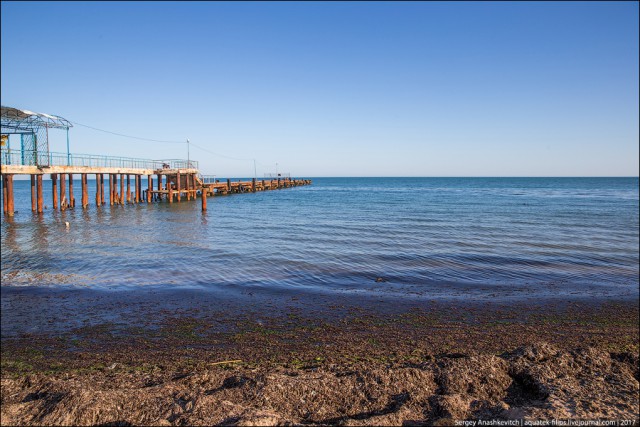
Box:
[1, 287, 638, 425]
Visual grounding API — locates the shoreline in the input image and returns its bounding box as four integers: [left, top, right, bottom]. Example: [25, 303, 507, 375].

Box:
[1, 286, 638, 425]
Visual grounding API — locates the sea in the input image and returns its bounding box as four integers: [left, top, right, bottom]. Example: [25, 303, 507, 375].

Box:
[1, 177, 638, 302]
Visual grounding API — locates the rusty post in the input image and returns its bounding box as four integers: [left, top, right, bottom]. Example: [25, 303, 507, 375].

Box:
[37, 175, 43, 213]
[147, 175, 152, 203]
[98, 174, 103, 205]
[227, 179, 231, 193]
[168, 178, 173, 203]
[2, 175, 6, 214]
[252, 178, 256, 192]
[120, 174, 124, 205]
[68, 174, 74, 208]
[60, 173, 66, 211]
[80, 174, 85, 208]
[31, 175, 36, 211]
[81, 174, 88, 208]
[201, 185, 207, 211]
[186, 173, 191, 200]
[96, 174, 101, 206]
[52, 174, 58, 210]
[109, 174, 114, 206]
[134, 175, 140, 203]
[5, 175, 14, 216]
[176, 172, 181, 202]
[126, 175, 131, 204]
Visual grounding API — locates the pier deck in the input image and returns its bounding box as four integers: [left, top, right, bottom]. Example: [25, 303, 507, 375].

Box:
[1, 150, 311, 216]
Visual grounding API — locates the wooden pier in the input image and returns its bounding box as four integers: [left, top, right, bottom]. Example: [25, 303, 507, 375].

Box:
[0, 163, 311, 216]
[1, 106, 311, 217]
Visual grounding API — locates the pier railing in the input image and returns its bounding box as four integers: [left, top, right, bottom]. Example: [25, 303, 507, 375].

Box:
[1, 149, 198, 171]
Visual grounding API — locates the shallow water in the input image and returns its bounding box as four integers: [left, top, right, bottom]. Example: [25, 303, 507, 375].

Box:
[1, 177, 638, 301]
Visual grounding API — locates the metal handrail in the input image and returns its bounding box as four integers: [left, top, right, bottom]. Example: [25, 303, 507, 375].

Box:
[1, 149, 197, 170]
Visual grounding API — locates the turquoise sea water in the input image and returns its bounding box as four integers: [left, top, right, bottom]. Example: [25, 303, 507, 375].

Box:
[1, 177, 638, 302]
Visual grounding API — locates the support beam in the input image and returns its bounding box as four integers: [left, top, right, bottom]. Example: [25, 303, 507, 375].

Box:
[120, 174, 124, 205]
[5, 175, 14, 216]
[176, 172, 181, 202]
[31, 175, 36, 211]
[135, 175, 140, 203]
[252, 178, 256, 192]
[60, 173, 66, 211]
[186, 173, 191, 200]
[81, 174, 88, 208]
[201, 185, 207, 211]
[2, 175, 6, 214]
[52, 174, 58, 210]
[168, 179, 173, 203]
[147, 175, 152, 203]
[68, 173, 74, 208]
[96, 174, 101, 206]
[37, 175, 43, 213]
[126, 174, 131, 204]
[100, 174, 105, 205]
[109, 174, 114, 206]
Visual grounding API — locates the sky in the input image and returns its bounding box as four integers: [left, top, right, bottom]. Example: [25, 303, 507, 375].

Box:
[1, 1, 638, 177]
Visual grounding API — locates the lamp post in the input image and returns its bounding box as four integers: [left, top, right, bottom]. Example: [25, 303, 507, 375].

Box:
[66, 127, 70, 166]
[186, 138, 190, 168]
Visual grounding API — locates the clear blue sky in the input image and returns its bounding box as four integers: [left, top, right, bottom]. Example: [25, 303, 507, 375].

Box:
[2, 1, 638, 177]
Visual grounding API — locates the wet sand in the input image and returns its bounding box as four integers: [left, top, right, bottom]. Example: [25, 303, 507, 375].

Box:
[1, 286, 638, 425]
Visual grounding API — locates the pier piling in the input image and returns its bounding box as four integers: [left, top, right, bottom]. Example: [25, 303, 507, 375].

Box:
[81, 174, 88, 208]
[201, 186, 207, 211]
[31, 175, 36, 212]
[147, 176, 152, 203]
[5, 175, 14, 216]
[52, 174, 58, 210]
[186, 173, 191, 200]
[95, 174, 101, 206]
[2, 175, 6, 214]
[109, 175, 114, 206]
[37, 175, 43, 213]
[120, 174, 124, 205]
[176, 172, 181, 202]
[126, 175, 131, 204]
[68, 174, 74, 208]
[135, 175, 140, 203]
[60, 173, 66, 210]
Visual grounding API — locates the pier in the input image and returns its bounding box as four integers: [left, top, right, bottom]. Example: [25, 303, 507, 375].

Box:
[0, 106, 310, 216]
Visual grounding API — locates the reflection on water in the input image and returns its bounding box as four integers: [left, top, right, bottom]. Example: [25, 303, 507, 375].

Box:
[1, 177, 638, 301]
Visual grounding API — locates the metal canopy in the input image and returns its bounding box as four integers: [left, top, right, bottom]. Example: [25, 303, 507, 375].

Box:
[1, 106, 72, 133]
